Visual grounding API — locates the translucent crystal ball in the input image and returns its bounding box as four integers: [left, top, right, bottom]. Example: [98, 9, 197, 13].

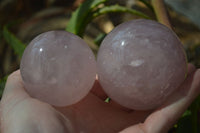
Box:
[20, 31, 96, 106]
[97, 19, 187, 110]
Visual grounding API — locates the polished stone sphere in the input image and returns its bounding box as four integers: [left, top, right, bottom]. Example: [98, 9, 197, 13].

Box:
[97, 19, 187, 110]
[20, 31, 96, 106]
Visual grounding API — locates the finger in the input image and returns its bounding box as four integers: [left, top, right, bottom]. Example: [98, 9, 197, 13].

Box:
[142, 68, 200, 133]
[90, 75, 108, 100]
[1, 70, 29, 100]
[1, 71, 74, 133]
[187, 63, 196, 75]
[0, 70, 30, 115]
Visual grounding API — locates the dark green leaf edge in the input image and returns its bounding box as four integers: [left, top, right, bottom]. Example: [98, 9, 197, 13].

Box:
[138, 0, 154, 12]
[3, 26, 26, 58]
[0, 76, 8, 98]
[66, 0, 108, 36]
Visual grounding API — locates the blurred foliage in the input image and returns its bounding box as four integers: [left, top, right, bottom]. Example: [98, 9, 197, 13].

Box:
[138, 0, 154, 12]
[0, 0, 200, 132]
[0, 76, 7, 98]
[66, 0, 108, 36]
[91, 4, 150, 19]
[94, 33, 107, 47]
[3, 26, 26, 58]
[174, 96, 200, 133]
[66, 0, 150, 36]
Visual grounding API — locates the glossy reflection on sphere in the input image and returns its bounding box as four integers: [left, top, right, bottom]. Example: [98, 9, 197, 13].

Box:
[20, 31, 96, 106]
[97, 19, 187, 110]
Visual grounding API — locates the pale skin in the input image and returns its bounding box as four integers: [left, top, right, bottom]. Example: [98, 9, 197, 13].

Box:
[0, 63, 200, 133]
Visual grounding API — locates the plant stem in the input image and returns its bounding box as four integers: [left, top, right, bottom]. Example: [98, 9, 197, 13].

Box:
[92, 5, 150, 19]
[151, 0, 172, 29]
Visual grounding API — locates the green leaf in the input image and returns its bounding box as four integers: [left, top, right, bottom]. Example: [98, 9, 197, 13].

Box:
[66, 0, 151, 37]
[0, 76, 8, 98]
[182, 109, 192, 117]
[3, 26, 26, 58]
[105, 97, 110, 103]
[66, 0, 108, 36]
[94, 33, 106, 47]
[92, 4, 151, 19]
[138, 0, 154, 12]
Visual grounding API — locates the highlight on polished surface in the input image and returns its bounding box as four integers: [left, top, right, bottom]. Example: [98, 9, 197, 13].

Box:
[97, 19, 187, 110]
[20, 31, 96, 106]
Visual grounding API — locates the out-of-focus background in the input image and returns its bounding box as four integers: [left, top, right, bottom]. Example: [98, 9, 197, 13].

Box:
[0, 0, 200, 132]
[1, 0, 200, 78]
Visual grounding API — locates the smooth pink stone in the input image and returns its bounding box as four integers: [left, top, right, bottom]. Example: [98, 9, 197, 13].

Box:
[97, 19, 187, 110]
[20, 31, 96, 106]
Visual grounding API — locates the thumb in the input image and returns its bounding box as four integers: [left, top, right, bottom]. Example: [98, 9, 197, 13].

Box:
[0, 70, 30, 116]
[1, 70, 29, 104]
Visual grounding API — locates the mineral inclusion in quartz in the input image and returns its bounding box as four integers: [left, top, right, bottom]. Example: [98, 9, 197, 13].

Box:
[97, 19, 187, 110]
[20, 31, 96, 106]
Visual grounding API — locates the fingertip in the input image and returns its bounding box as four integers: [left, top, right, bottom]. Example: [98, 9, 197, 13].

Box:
[187, 63, 196, 75]
[2, 70, 28, 102]
[195, 68, 200, 76]
[5, 70, 24, 91]
[7, 70, 22, 82]
[183, 68, 200, 97]
[139, 67, 200, 133]
[193, 69, 200, 93]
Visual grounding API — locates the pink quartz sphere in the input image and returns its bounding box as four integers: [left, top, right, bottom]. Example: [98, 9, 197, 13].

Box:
[20, 31, 96, 106]
[97, 19, 187, 110]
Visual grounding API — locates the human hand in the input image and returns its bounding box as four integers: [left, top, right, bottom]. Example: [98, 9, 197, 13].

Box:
[0, 63, 200, 133]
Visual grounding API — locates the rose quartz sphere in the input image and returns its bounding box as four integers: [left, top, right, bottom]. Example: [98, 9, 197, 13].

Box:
[97, 19, 187, 110]
[20, 31, 96, 106]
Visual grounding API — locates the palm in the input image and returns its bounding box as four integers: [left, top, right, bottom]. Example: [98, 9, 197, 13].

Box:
[1, 64, 200, 133]
[1, 85, 150, 133]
